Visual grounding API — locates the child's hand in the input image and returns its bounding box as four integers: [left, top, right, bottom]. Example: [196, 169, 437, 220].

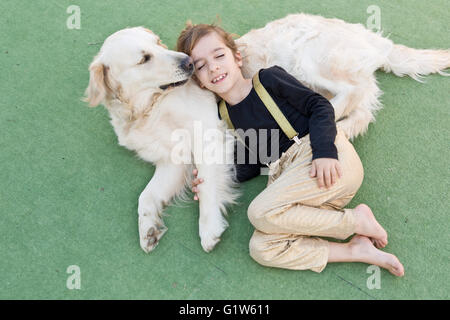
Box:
[310, 158, 342, 189]
[191, 168, 204, 201]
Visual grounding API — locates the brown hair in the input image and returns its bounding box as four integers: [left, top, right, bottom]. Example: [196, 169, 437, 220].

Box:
[176, 20, 239, 85]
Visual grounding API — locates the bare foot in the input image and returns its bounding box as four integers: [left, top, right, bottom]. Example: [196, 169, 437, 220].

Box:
[350, 235, 404, 277]
[353, 204, 388, 248]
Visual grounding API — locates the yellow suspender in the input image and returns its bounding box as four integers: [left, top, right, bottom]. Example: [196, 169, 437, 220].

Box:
[219, 71, 300, 144]
[218, 99, 234, 131]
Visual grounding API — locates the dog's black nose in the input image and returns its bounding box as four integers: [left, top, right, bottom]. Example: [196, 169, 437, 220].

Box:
[180, 56, 194, 73]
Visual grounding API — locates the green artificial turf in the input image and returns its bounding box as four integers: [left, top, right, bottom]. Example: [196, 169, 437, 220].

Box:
[0, 0, 449, 299]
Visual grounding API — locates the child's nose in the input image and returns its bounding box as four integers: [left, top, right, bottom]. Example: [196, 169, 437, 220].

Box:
[209, 64, 220, 72]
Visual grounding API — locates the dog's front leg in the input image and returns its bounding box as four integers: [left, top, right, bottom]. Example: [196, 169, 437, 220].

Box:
[192, 127, 238, 252]
[138, 162, 186, 253]
[194, 161, 230, 252]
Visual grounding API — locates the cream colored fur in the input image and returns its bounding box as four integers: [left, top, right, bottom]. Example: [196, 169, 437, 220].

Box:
[85, 27, 239, 253]
[238, 14, 450, 138]
[84, 14, 449, 253]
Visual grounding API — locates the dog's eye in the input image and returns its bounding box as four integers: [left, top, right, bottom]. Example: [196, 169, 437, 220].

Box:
[138, 54, 151, 65]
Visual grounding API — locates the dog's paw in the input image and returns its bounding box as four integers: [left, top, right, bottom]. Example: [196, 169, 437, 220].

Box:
[199, 216, 228, 253]
[201, 235, 221, 253]
[138, 215, 167, 253]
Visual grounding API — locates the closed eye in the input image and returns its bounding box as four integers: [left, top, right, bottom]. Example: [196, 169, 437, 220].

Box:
[138, 53, 152, 65]
[197, 54, 224, 70]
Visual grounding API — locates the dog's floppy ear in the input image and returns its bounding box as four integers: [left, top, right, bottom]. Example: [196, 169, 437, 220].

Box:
[157, 38, 168, 49]
[142, 27, 168, 49]
[84, 61, 108, 107]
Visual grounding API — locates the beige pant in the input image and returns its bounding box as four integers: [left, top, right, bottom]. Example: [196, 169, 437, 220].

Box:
[248, 129, 364, 273]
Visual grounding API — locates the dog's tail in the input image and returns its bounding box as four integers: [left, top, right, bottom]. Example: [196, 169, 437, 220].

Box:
[382, 44, 450, 82]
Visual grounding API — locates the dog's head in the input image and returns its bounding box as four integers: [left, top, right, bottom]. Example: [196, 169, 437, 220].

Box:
[84, 27, 193, 107]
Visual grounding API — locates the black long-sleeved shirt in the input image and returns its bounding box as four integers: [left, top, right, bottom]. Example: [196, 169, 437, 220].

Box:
[218, 65, 337, 182]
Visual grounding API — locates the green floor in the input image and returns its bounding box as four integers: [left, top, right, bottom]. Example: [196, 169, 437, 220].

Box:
[1, 0, 449, 299]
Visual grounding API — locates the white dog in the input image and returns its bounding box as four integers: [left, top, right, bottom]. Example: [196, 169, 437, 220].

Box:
[237, 14, 449, 138]
[85, 27, 239, 253]
[84, 14, 449, 253]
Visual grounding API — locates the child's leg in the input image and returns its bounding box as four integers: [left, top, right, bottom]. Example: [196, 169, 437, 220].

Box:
[249, 232, 404, 276]
[248, 129, 389, 273]
[327, 235, 404, 276]
[249, 230, 330, 273]
[248, 129, 364, 239]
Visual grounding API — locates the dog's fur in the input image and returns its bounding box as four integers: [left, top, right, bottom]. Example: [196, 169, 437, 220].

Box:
[85, 14, 449, 253]
[237, 14, 450, 138]
[85, 27, 238, 252]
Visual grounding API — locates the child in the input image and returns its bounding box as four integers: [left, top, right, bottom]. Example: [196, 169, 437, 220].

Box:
[177, 23, 404, 276]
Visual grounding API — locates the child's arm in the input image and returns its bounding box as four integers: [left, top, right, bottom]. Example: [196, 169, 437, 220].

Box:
[310, 158, 343, 189]
[262, 65, 338, 161]
[262, 66, 341, 188]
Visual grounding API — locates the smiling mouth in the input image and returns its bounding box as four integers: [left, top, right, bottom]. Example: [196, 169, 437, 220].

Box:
[159, 78, 189, 90]
[212, 73, 227, 84]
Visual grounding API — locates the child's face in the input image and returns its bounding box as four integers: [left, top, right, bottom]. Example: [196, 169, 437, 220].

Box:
[190, 32, 244, 95]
